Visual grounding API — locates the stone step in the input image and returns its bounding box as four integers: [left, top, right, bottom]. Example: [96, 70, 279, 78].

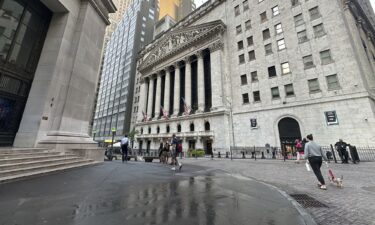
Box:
[0, 154, 77, 165]
[0, 148, 50, 154]
[0, 161, 101, 183]
[0, 158, 95, 179]
[0, 151, 60, 159]
[0, 157, 83, 171]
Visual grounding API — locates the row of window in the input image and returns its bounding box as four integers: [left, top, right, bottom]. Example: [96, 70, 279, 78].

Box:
[141, 121, 211, 134]
[241, 74, 341, 104]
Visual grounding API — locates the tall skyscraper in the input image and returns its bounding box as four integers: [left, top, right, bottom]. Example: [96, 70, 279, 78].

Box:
[93, 0, 159, 142]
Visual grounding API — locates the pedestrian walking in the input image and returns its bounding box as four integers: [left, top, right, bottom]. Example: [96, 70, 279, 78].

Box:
[121, 135, 129, 163]
[171, 134, 182, 171]
[335, 139, 349, 163]
[304, 134, 328, 190]
[158, 142, 164, 163]
[295, 139, 303, 163]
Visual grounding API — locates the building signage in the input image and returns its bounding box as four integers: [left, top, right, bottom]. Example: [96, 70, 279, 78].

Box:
[325, 111, 339, 125]
[250, 118, 258, 128]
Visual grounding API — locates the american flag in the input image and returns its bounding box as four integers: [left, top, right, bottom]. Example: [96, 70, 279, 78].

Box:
[142, 111, 148, 122]
[181, 97, 191, 115]
[161, 106, 169, 119]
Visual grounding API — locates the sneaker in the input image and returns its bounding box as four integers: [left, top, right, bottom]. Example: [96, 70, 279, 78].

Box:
[319, 185, 327, 190]
[178, 163, 182, 171]
[171, 167, 176, 171]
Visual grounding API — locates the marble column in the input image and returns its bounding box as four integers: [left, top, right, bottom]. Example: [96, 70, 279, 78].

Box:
[185, 57, 192, 112]
[197, 51, 205, 112]
[155, 73, 162, 118]
[173, 63, 180, 116]
[147, 76, 154, 119]
[164, 68, 171, 117]
[210, 42, 224, 110]
[138, 78, 148, 121]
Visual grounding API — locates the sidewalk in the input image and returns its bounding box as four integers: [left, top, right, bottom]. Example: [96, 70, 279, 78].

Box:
[181, 158, 375, 225]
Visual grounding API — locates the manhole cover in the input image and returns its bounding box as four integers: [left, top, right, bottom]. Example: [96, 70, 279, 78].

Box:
[362, 186, 375, 192]
[290, 194, 328, 208]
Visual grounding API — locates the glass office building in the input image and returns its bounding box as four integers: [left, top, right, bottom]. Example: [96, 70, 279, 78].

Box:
[93, 0, 158, 142]
[0, 0, 51, 146]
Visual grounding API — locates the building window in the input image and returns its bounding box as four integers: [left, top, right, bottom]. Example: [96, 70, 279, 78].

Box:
[265, 44, 273, 55]
[239, 54, 245, 64]
[320, 49, 333, 65]
[148, 127, 151, 134]
[326, 74, 340, 90]
[241, 74, 247, 85]
[190, 123, 195, 132]
[248, 50, 256, 61]
[272, 6, 280, 16]
[281, 62, 291, 74]
[308, 78, 321, 93]
[277, 39, 286, 50]
[303, 55, 315, 69]
[263, 28, 271, 40]
[291, 0, 300, 7]
[166, 125, 170, 133]
[253, 91, 261, 102]
[247, 36, 254, 46]
[236, 25, 242, 34]
[297, 30, 308, 43]
[294, 14, 304, 27]
[235, 5, 240, 16]
[177, 124, 181, 132]
[157, 126, 160, 133]
[260, 12, 267, 22]
[245, 20, 252, 30]
[275, 23, 283, 34]
[313, 23, 326, 37]
[309, 6, 321, 21]
[285, 84, 295, 96]
[271, 87, 280, 99]
[251, 71, 258, 82]
[237, 40, 244, 50]
[259, 0, 264, 2]
[242, 93, 250, 104]
[205, 121, 210, 131]
[243, 0, 249, 11]
[268, 66, 277, 78]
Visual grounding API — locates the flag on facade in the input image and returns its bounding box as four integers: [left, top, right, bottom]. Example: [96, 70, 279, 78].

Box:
[142, 111, 148, 122]
[181, 97, 191, 115]
[161, 106, 169, 119]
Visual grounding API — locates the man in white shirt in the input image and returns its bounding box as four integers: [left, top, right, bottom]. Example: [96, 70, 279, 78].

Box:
[121, 135, 129, 163]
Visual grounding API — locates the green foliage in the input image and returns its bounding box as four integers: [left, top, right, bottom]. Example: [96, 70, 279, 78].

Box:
[188, 149, 205, 157]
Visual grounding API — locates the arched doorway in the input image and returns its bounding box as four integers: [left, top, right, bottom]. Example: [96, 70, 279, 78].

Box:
[278, 117, 302, 158]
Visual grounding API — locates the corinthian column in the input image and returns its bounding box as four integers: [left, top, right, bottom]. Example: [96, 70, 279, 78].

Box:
[147, 76, 154, 119]
[185, 57, 192, 112]
[173, 63, 180, 116]
[210, 42, 224, 110]
[197, 51, 205, 112]
[164, 68, 171, 117]
[155, 72, 162, 118]
[138, 78, 148, 121]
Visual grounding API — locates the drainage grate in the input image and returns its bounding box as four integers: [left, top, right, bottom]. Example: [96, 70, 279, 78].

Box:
[290, 194, 328, 208]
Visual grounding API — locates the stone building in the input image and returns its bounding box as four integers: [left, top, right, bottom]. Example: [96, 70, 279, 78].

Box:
[1, 0, 116, 149]
[132, 0, 375, 154]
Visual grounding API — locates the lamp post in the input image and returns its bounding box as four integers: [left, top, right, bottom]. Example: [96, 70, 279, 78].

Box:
[225, 97, 235, 161]
[110, 127, 116, 161]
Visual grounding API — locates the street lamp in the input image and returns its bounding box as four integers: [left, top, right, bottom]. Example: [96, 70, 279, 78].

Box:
[225, 97, 235, 161]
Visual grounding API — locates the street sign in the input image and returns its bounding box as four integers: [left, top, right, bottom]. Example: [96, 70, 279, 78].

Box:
[250, 118, 258, 129]
[325, 111, 339, 125]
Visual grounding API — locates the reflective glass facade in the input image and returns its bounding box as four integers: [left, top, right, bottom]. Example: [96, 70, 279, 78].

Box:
[0, 0, 51, 145]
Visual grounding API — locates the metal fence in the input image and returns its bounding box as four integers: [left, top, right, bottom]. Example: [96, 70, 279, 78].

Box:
[213, 145, 375, 162]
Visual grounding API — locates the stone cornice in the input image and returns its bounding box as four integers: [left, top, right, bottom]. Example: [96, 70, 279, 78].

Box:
[88, 0, 116, 25]
[138, 20, 226, 73]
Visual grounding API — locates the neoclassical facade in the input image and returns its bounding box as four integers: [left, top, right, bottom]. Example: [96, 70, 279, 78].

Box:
[132, 0, 375, 153]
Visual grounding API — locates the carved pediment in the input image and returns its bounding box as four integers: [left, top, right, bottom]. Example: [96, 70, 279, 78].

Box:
[139, 20, 226, 72]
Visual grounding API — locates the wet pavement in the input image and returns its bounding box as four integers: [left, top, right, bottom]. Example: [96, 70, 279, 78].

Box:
[0, 161, 310, 225]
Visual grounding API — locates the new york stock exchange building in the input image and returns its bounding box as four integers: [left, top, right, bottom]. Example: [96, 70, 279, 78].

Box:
[131, 0, 375, 154]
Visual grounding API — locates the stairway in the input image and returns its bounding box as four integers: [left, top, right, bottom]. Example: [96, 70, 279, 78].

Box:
[0, 148, 100, 183]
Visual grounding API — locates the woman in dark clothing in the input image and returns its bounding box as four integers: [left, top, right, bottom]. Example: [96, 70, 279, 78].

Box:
[158, 143, 164, 163]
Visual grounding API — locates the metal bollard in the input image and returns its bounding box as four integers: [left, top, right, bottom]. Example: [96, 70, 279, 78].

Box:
[226, 152, 229, 158]
[218, 152, 221, 158]
[242, 151, 245, 159]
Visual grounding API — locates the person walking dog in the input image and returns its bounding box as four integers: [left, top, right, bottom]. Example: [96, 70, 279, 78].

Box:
[304, 134, 328, 190]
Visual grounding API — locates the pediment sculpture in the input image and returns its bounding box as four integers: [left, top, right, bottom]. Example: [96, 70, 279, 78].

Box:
[139, 20, 226, 72]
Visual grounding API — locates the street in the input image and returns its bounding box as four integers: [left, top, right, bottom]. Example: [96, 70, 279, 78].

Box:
[0, 161, 311, 225]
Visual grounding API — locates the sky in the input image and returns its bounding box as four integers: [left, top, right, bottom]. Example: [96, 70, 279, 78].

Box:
[371, 0, 375, 12]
